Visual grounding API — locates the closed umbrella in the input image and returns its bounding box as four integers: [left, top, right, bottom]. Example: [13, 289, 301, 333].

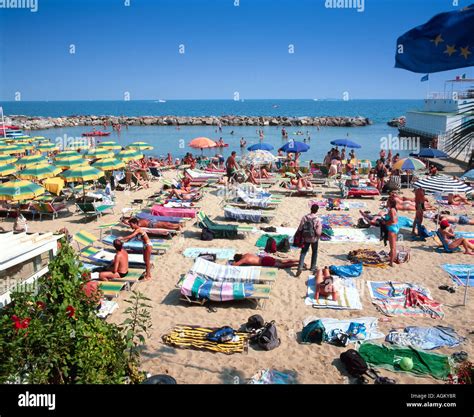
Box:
[330, 139, 362, 148]
[0, 179, 45, 201]
[247, 143, 274, 151]
[412, 175, 472, 194]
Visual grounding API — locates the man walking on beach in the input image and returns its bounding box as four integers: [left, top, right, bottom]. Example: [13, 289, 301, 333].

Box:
[226, 151, 239, 182]
[295, 204, 322, 277]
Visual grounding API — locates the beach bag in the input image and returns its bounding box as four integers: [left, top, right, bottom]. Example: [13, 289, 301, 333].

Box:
[301, 320, 327, 344]
[340, 349, 368, 378]
[264, 237, 277, 254]
[200, 228, 214, 241]
[252, 321, 280, 351]
[197, 253, 217, 262]
[301, 216, 316, 240]
[396, 246, 411, 264]
[245, 315, 265, 332]
[277, 237, 291, 253]
[293, 230, 304, 248]
[357, 218, 370, 228]
[206, 326, 235, 343]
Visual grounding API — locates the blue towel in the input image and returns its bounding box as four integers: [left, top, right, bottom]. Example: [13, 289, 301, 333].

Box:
[386, 326, 464, 350]
[441, 264, 474, 287]
[398, 216, 413, 228]
[329, 263, 363, 278]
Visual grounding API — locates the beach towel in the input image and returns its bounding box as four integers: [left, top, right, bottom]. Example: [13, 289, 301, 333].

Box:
[348, 249, 389, 267]
[367, 281, 444, 319]
[436, 200, 468, 211]
[87, 248, 148, 268]
[225, 206, 262, 223]
[386, 326, 465, 350]
[151, 205, 196, 218]
[256, 234, 289, 248]
[441, 264, 474, 287]
[327, 228, 379, 244]
[102, 234, 167, 252]
[340, 201, 367, 210]
[329, 263, 363, 278]
[162, 325, 249, 355]
[236, 188, 271, 208]
[302, 316, 384, 343]
[305, 276, 362, 310]
[398, 216, 414, 228]
[308, 199, 327, 208]
[320, 214, 353, 228]
[183, 247, 236, 260]
[358, 342, 451, 380]
[248, 369, 297, 384]
[136, 212, 183, 223]
[454, 231, 474, 239]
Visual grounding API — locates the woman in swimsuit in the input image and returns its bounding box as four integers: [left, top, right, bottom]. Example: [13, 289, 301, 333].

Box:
[439, 219, 474, 254]
[447, 193, 469, 205]
[121, 218, 153, 280]
[384, 198, 399, 267]
[122, 216, 181, 231]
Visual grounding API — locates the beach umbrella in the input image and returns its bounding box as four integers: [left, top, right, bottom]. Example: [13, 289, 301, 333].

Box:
[392, 157, 426, 171]
[241, 150, 277, 166]
[247, 143, 274, 151]
[92, 157, 125, 171]
[0, 179, 45, 201]
[97, 141, 121, 150]
[0, 154, 17, 164]
[410, 148, 449, 159]
[18, 143, 35, 151]
[412, 175, 472, 194]
[17, 163, 62, 180]
[16, 154, 47, 167]
[55, 154, 82, 163]
[0, 144, 23, 154]
[127, 141, 154, 151]
[55, 159, 87, 169]
[0, 164, 17, 176]
[37, 142, 60, 152]
[43, 177, 65, 196]
[279, 140, 310, 154]
[188, 137, 216, 149]
[330, 139, 362, 148]
[60, 165, 105, 183]
[117, 149, 143, 162]
[84, 148, 114, 160]
[56, 150, 80, 157]
[461, 169, 474, 181]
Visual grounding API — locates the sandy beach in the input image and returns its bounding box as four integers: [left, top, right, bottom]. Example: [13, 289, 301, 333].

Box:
[8, 169, 472, 385]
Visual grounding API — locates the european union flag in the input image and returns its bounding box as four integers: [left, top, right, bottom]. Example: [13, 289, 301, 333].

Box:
[395, 5, 474, 73]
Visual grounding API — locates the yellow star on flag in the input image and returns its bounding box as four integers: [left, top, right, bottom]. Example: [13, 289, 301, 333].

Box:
[431, 34, 444, 47]
[444, 45, 457, 57]
[460, 46, 472, 59]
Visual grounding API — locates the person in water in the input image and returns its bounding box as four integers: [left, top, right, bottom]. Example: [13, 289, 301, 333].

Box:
[120, 218, 153, 280]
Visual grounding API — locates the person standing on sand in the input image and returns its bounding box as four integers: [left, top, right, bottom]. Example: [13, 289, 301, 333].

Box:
[384, 198, 399, 267]
[295, 204, 322, 277]
[412, 187, 425, 236]
[226, 151, 239, 182]
[120, 218, 153, 280]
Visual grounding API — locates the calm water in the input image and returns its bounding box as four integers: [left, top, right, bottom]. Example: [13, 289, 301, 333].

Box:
[4, 99, 422, 161]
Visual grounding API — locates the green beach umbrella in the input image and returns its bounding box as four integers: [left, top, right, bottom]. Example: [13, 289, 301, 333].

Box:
[127, 141, 154, 151]
[16, 154, 47, 167]
[55, 158, 88, 169]
[17, 163, 62, 180]
[37, 142, 60, 152]
[97, 141, 121, 150]
[92, 157, 125, 171]
[0, 144, 23, 154]
[60, 165, 105, 183]
[0, 154, 18, 164]
[0, 179, 45, 201]
[0, 164, 17, 177]
[84, 148, 114, 160]
[117, 148, 143, 162]
[56, 150, 79, 157]
[55, 154, 82, 162]
[18, 143, 35, 151]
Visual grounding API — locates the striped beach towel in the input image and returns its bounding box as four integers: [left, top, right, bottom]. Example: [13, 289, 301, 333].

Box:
[441, 264, 474, 287]
[183, 247, 236, 260]
[305, 276, 362, 310]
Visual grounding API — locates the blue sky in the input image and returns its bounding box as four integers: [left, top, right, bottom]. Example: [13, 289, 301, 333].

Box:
[0, 0, 471, 100]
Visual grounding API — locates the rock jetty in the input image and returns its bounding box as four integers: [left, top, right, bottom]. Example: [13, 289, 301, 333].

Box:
[5, 115, 371, 130]
[387, 116, 406, 128]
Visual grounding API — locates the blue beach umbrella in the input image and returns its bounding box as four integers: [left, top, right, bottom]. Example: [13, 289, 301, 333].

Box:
[247, 143, 274, 151]
[330, 139, 361, 148]
[279, 140, 310, 154]
[410, 148, 449, 159]
[461, 169, 474, 181]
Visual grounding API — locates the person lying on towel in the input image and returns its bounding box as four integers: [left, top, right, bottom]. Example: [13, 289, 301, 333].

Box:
[315, 266, 341, 302]
[232, 253, 302, 269]
[121, 216, 182, 231]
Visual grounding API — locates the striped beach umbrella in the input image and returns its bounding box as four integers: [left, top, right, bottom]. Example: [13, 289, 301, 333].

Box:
[0, 164, 17, 176]
[84, 148, 114, 160]
[60, 165, 104, 183]
[17, 164, 62, 180]
[55, 159, 87, 169]
[55, 154, 82, 163]
[0, 154, 17, 164]
[413, 175, 472, 194]
[16, 154, 47, 167]
[117, 149, 143, 162]
[392, 157, 425, 171]
[0, 144, 23, 154]
[56, 150, 79, 157]
[97, 141, 121, 150]
[37, 142, 60, 152]
[92, 157, 125, 171]
[0, 179, 45, 201]
[127, 141, 154, 151]
[18, 143, 35, 151]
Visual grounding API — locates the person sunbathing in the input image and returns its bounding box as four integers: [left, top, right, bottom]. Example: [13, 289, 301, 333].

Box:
[232, 253, 302, 269]
[165, 185, 201, 201]
[314, 266, 340, 302]
[359, 209, 386, 226]
[439, 219, 474, 255]
[389, 192, 434, 211]
[368, 169, 378, 188]
[97, 239, 129, 281]
[121, 216, 182, 231]
[436, 214, 474, 226]
[447, 193, 469, 205]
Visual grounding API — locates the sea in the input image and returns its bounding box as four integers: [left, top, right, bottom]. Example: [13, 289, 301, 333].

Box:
[2, 99, 423, 162]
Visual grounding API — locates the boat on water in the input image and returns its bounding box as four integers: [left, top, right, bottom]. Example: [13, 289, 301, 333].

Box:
[81, 130, 111, 137]
[2, 129, 25, 138]
[399, 77, 474, 162]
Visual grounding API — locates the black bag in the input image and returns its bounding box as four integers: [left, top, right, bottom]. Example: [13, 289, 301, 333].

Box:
[277, 237, 290, 252]
[245, 315, 265, 332]
[261, 226, 277, 233]
[252, 321, 280, 351]
[340, 349, 368, 378]
[264, 237, 277, 254]
[197, 253, 217, 262]
[201, 228, 214, 241]
[332, 332, 350, 347]
[357, 218, 370, 228]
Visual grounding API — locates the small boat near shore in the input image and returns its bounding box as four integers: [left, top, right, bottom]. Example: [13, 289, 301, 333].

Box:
[81, 130, 111, 137]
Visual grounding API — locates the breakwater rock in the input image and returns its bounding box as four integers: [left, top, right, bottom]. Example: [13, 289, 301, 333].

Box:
[6, 115, 372, 130]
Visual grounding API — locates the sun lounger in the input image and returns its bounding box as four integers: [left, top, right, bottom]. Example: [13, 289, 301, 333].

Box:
[346, 186, 380, 198]
[73, 229, 99, 251]
[182, 247, 236, 260]
[98, 281, 128, 298]
[229, 188, 281, 209]
[151, 205, 197, 218]
[162, 324, 249, 354]
[118, 219, 174, 238]
[136, 211, 186, 224]
[102, 234, 170, 254]
[82, 262, 145, 289]
[190, 256, 277, 283]
[224, 206, 274, 223]
[196, 211, 255, 238]
[30, 201, 68, 220]
[84, 246, 151, 268]
[76, 201, 114, 220]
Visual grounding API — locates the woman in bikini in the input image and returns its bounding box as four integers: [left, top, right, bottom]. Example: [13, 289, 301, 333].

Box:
[439, 219, 474, 255]
[384, 198, 399, 267]
[122, 216, 182, 231]
[120, 218, 153, 280]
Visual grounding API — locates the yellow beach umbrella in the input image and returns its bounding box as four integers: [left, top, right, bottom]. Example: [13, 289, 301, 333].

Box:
[16, 154, 47, 167]
[0, 179, 45, 201]
[17, 163, 62, 180]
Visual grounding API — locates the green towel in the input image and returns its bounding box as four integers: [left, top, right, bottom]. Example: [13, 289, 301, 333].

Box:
[256, 234, 289, 248]
[201, 215, 238, 238]
[359, 342, 451, 380]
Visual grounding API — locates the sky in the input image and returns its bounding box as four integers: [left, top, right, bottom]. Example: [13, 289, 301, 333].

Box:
[0, 0, 472, 100]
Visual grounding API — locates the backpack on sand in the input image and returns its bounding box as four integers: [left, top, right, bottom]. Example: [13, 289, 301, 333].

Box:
[264, 237, 277, 254]
[357, 218, 371, 229]
[301, 320, 327, 344]
[245, 315, 265, 332]
[251, 321, 280, 351]
[277, 237, 291, 252]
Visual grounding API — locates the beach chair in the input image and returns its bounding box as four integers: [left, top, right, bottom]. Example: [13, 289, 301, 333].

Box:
[228, 188, 282, 209]
[196, 211, 254, 238]
[102, 233, 171, 254]
[148, 167, 162, 180]
[82, 262, 146, 290]
[98, 281, 128, 298]
[435, 230, 461, 254]
[76, 201, 115, 220]
[224, 205, 275, 223]
[83, 246, 151, 268]
[30, 201, 68, 220]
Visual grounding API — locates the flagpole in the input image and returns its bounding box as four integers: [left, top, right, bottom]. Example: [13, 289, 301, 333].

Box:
[0, 107, 6, 139]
